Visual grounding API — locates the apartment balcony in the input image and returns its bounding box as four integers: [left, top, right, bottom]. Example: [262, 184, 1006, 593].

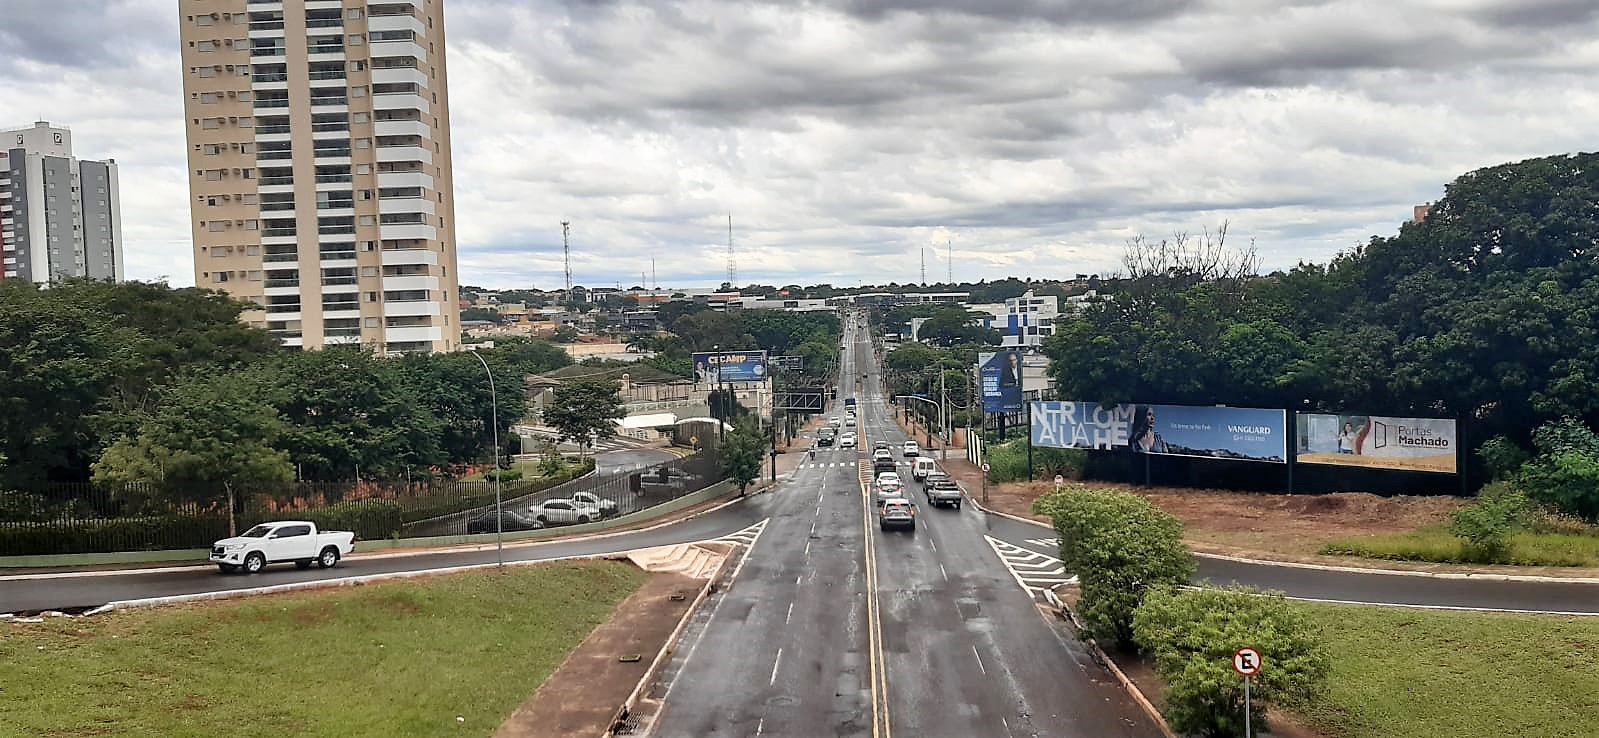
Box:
[260, 231, 300, 245]
[309, 98, 349, 113]
[248, 24, 284, 39]
[306, 46, 346, 62]
[251, 77, 289, 92]
[382, 299, 441, 317]
[381, 274, 439, 292]
[262, 252, 300, 264]
[315, 177, 354, 191]
[373, 119, 430, 138]
[305, 17, 344, 30]
[381, 247, 438, 267]
[377, 223, 436, 241]
[369, 40, 427, 62]
[378, 196, 435, 216]
[305, 0, 344, 8]
[376, 171, 433, 191]
[323, 332, 364, 346]
[263, 310, 301, 322]
[323, 307, 363, 320]
[319, 251, 358, 265]
[254, 98, 291, 110]
[310, 121, 350, 138]
[370, 65, 428, 89]
[263, 282, 303, 297]
[376, 145, 431, 164]
[250, 46, 287, 59]
[320, 277, 360, 289]
[279, 334, 305, 347]
[369, 13, 426, 36]
[369, 0, 424, 12]
[312, 151, 352, 166]
[254, 125, 292, 142]
[384, 325, 443, 344]
[372, 92, 429, 114]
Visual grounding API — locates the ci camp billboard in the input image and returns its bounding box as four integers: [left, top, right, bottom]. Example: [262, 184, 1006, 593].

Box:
[1297, 414, 1457, 474]
[1031, 402, 1288, 464]
[978, 351, 1024, 413]
[692, 351, 768, 384]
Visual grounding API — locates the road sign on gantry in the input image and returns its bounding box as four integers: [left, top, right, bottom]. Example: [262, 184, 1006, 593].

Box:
[1232, 647, 1262, 677]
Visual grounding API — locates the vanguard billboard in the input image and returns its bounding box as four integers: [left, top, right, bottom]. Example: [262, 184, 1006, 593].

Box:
[978, 351, 1024, 413]
[692, 351, 769, 383]
[1297, 414, 1457, 474]
[1031, 402, 1288, 463]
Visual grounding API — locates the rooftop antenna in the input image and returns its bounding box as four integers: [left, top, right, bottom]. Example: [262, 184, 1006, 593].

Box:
[726, 214, 737, 289]
[920, 247, 927, 286]
[652, 257, 657, 291]
[947, 239, 953, 285]
[561, 221, 572, 304]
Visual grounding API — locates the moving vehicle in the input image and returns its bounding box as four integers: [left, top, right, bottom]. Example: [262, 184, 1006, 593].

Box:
[876, 471, 903, 488]
[925, 477, 963, 509]
[529, 499, 602, 526]
[817, 426, 837, 447]
[828, 417, 842, 428]
[902, 440, 920, 457]
[210, 521, 356, 574]
[845, 397, 857, 410]
[467, 509, 544, 534]
[911, 457, 937, 481]
[840, 432, 858, 449]
[878, 497, 917, 532]
[571, 491, 619, 517]
[871, 448, 893, 463]
[845, 417, 856, 427]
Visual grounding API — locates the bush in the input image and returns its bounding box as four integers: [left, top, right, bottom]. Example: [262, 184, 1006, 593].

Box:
[483, 469, 523, 482]
[1132, 586, 1330, 738]
[1034, 486, 1193, 647]
[1518, 417, 1599, 523]
[268, 499, 404, 541]
[0, 515, 230, 556]
[1477, 436, 1530, 482]
[1448, 482, 1531, 562]
[985, 440, 1087, 483]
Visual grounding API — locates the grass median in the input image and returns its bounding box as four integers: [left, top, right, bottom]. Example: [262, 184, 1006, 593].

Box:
[1291, 602, 1599, 738]
[0, 561, 647, 738]
[1320, 524, 1599, 567]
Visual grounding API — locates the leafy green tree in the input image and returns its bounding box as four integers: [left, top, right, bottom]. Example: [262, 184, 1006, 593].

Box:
[655, 300, 709, 330]
[1517, 417, 1599, 522]
[92, 372, 293, 522]
[720, 420, 768, 494]
[1448, 482, 1531, 562]
[397, 352, 527, 472]
[1132, 586, 1330, 738]
[461, 307, 505, 324]
[671, 310, 754, 353]
[552, 325, 580, 343]
[1033, 486, 1194, 647]
[542, 380, 625, 452]
[490, 337, 573, 378]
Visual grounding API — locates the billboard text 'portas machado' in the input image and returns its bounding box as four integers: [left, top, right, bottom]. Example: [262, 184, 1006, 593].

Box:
[1297, 414, 1457, 474]
[1031, 402, 1287, 464]
[692, 351, 769, 384]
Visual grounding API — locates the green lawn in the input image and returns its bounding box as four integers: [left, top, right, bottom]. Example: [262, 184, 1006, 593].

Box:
[0, 561, 647, 738]
[1293, 602, 1599, 738]
[1320, 524, 1599, 567]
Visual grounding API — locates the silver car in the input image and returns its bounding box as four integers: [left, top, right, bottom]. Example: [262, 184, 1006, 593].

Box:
[878, 497, 917, 532]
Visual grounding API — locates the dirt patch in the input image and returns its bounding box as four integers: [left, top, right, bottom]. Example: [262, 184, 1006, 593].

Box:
[493, 571, 702, 738]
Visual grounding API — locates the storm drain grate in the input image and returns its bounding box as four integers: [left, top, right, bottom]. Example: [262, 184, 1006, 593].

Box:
[618, 654, 643, 663]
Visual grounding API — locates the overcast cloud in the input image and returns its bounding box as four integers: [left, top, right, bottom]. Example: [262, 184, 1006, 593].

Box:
[4, 0, 1597, 290]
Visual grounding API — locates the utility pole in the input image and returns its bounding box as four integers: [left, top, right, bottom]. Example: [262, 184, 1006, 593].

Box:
[561, 221, 572, 305]
[939, 368, 948, 461]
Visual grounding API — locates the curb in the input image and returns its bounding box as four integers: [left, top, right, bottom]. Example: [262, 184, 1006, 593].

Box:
[1047, 585, 1177, 738]
[963, 495, 1599, 585]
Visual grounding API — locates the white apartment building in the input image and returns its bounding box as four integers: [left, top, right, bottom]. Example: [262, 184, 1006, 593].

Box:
[1, 121, 123, 284]
[981, 289, 1059, 349]
[178, 0, 460, 353]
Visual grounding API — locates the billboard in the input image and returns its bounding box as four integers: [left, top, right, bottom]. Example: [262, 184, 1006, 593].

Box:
[692, 351, 769, 383]
[1297, 414, 1457, 474]
[1031, 402, 1288, 463]
[978, 350, 1024, 413]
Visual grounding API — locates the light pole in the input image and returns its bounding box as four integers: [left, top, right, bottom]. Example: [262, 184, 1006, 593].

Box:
[467, 348, 503, 566]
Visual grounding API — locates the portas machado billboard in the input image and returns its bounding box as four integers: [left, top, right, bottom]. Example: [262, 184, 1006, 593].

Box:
[1297, 414, 1457, 474]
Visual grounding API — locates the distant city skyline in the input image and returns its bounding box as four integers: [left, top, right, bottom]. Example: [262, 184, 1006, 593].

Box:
[5, 1, 1597, 290]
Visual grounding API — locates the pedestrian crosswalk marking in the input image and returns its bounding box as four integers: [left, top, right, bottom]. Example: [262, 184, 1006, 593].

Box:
[984, 535, 1077, 600]
[1024, 537, 1061, 549]
[709, 519, 768, 548]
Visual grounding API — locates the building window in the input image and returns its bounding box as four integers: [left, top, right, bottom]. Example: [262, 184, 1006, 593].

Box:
[365, 317, 379, 327]
[197, 40, 216, 52]
[197, 66, 217, 78]
[348, 34, 365, 46]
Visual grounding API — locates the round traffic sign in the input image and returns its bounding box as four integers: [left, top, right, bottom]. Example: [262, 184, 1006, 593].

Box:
[1232, 647, 1262, 677]
[981, 463, 991, 472]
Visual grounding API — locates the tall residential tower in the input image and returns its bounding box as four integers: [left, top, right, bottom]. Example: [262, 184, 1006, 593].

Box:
[179, 0, 459, 353]
[1, 121, 124, 284]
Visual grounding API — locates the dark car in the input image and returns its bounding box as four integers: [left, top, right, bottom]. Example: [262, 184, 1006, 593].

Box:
[467, 509, 545, 534]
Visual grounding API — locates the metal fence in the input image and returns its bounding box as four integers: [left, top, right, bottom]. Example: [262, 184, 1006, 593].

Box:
[0, 460, 625, 557]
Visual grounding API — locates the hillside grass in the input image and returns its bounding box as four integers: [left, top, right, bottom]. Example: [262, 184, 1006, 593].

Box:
[1294, 602, 1599, 738]
[0, 561, 646, 738]
[1319, 524, 1599, 567]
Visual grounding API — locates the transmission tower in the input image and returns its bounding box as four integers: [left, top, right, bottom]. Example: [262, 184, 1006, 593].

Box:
[726, 214, 737, 289]
[561, 221, 572, 304]
[920, 248, 927, 286]
[946, 239, 953, 284]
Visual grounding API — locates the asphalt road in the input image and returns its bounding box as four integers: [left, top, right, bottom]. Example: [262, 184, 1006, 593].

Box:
[648, 315, 1157, 737]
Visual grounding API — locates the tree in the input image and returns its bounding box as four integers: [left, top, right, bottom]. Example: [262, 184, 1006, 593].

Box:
[671, 310, 753, 353]
[92, 372, 293, 528]
[542, 380, 625, 453]
[1033, 486, 1194, 647]
[1517, 417, 1599, 522]
[721, 420, 767, 494]
[397, 352, 526, 472]
[1132, 586, 1330, 738]
[552, 325, 580, 343]
[461, 307, 505, 324]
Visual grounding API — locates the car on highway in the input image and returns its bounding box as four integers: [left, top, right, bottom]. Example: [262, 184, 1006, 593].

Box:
[876, 471, 903, 488]
[571, 491, 619, 517]
[817, 427, 837, 447]
[210, 521, 356, 574]
[872, 441, 890, 452]
[911, 457, 937, 481]
[529, 499, 602, 526]
[925, 476, 963, 509]
[845, 416, 856, 427]
[467, 509, 545, 534]
[828, 417, 843, 428]
[871, 448, 893, 464]
[878, 497, 917, 532]
[902, 440, 920, 457]
[839, 432, 858, 449]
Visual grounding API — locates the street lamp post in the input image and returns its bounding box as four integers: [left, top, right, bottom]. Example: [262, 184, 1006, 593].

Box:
[467, 348, 504, 566]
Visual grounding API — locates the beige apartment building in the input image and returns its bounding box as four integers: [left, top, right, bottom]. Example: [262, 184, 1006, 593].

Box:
[178, 0, 459, 353]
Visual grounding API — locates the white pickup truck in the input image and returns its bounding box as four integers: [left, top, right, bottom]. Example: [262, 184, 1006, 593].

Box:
[210, 521, 356, 574]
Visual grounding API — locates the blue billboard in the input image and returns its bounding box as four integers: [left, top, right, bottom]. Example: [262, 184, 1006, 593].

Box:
[692, 351, 769, 383]
[978, 351, 1024, 413]
[1031, 402, 1287, 463]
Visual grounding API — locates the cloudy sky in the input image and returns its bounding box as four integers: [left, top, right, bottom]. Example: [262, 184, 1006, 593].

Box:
[5, 0, 1597, 290]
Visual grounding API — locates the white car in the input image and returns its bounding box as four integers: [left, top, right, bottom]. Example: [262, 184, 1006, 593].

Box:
[876, 471, 903, 488]
[840, 432, 858, 449]
[902, 440, 920, 457]
[571, 491, 619, 516]
[845, 417, 856, 427]
[529, 499, 602, 526]
[871, 448, 893, 464]
[210, 521, 356, 574]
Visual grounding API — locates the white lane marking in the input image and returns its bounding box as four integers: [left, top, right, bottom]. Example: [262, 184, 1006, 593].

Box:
[1001, 716, 1010, 733]
[804, 540, 811, 557]
[1025, 537, 1060, 548]
[972, 645, 987, 675]
[928, 537, 936, 552]
[809, 520, 817, 536]
[939, 563, 948, 582]
[985, 535, 1077, 600]
[756, 717, 765, 735]
[785, 602, 794, 624]
[770, 648, 783, 685]
[795, 574, 802, 586]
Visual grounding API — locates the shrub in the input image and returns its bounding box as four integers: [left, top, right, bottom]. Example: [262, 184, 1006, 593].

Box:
[1518, 417, 1599, 523]
[1132, 586, 1330, 738]
[269, 499, 405, 541]
[0, 515, 230, 556]
[985, 440, 1087, 483]
[1476, 436, 1530, 482]
[1035, 486, 1193, 647]
[483, 469, 524, 482]
[1448, 482, 1531, 562]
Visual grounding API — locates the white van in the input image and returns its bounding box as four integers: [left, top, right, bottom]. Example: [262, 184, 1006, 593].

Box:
[911, 457, 937, 481]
